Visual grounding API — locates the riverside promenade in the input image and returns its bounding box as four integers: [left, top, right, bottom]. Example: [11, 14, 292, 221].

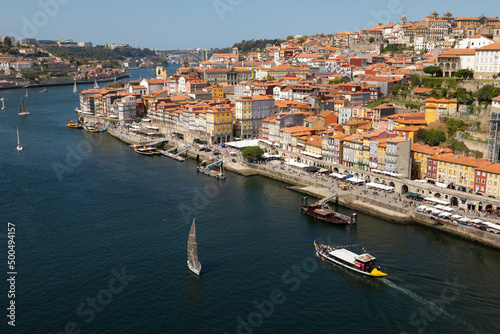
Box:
[101, 126, 500, 250]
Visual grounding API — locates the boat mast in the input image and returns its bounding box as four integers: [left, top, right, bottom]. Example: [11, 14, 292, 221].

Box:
[17, 126, 20, 146]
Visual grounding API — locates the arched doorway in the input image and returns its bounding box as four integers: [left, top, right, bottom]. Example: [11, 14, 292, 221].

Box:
[365, 176, 371, 183]
[450, 197, 458, 206]
[486, 204, 493, 211]
[389, 181, 395, 188]
[401, 184, 408, 195]
[478, 202, 483, 211]
[333, 167, 339, 173]
[434, 193, 441, 198]
[374, 177, 380, 183]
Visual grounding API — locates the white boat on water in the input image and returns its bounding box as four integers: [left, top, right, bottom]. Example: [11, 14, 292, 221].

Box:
[73, 80, 77, 93]
[187, 219, 201, 275]
[1, 97, 5, 110]
[314, 241, 387, 277]
[16, 126, 23, 151]
[18, 97, 30, 116]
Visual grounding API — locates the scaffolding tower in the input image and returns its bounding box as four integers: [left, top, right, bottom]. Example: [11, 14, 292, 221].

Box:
[487, 111, 500, 163]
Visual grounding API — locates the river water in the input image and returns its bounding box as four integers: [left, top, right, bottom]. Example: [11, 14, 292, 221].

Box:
[0, 67, 498, 334]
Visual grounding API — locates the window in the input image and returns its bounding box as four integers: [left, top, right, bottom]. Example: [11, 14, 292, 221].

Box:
[482, 179, 485, 184]
[489, 180, 492, 185]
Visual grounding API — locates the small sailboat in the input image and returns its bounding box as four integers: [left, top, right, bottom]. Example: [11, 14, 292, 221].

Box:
[73, 80, 77, 93]
[187, 219, 202, 275]
[94, 76, 99, 89]
[16, 126, 23, 151]
[0, 97, 5, 110]
[25, 89, 28, 97]
[18, 98, 30, 116]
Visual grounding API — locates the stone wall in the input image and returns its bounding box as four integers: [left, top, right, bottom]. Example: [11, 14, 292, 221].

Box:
[458, 80, 500, 91]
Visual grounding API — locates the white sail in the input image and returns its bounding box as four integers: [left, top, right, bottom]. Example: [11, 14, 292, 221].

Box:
[94, 77, 99, 89]
[16, 126, 22, 151]
[18, 98, 29, 116]
[187, 219, 201, 275]
[73, 80, 77, 93]
[25, 89, 28, 97]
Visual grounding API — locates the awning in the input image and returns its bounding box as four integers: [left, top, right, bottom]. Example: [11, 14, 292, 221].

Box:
[451, 214, 462, 219]
[348, 177, 365, 184]
[330, 173, 344, 178]
[301, 151, 323, 158]
[406, 192, 423, 198]
[423, 197, 450, 205]
[343, 174, 353, 179]
[366, 182, 394, 191]
[285, 159, 309, 168]
[439, 212, 452, 217]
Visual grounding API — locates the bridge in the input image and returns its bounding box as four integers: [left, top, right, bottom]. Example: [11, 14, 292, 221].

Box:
[155, 49, 215, 62]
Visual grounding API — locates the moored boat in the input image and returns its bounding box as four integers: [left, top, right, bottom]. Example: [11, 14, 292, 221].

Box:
[83, 124, 109, 132]
[67, 120, 82, 128]
[134, 146, 160, 155]
[301, 196, 356, 225]
[314, 241, 387, 277]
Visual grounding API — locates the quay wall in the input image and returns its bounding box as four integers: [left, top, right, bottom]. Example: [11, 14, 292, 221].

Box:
[233, 163, 500, 250]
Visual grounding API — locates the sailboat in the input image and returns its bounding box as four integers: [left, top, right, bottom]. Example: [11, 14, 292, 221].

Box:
[0, 97, 5, 110]
[73, 80, 77, 93]
[187, 219, 202, 275]
[16, 126, 23, 151]
[18, 98, 30, 116]
[94, 76, 99, 89]
[25, 89, 28, 97]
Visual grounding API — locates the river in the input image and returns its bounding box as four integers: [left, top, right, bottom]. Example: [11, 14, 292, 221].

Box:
[0, 68, 498, 334]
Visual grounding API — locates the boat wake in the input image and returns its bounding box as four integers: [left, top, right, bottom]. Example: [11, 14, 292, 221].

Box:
[382, 279, 476, 333]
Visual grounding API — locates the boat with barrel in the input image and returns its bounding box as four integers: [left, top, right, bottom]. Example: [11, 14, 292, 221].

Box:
[301, 194, 356, 225]
[133, 145, 161, 156]
[314, 241, 387, 277]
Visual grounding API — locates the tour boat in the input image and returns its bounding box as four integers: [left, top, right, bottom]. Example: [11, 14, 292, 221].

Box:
[187, 219, 201, 275]
[314, 241, 387, 277]
[67, 120, 82, 128]
[18, 98, 30, 116]
[16, 126, 23, 151]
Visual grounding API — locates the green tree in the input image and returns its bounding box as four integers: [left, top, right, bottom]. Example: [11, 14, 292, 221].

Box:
[423, 66, 443, 77]
[455, 69, 474, 79]
[452, 87, 473, 105]
[391, 84, 401, 96]
[242, 146, 264, 161]
[419, 129, 446, 146]
[411, 75, 421, 87]
[266, 75, 275, 81]
[330, 77, 349, 84]
[369, 37, 375, 43]
[474, 84, 500, 103]
[445, 118, 466, 137]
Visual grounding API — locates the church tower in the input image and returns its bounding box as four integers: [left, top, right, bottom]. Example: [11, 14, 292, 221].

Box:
[233, 46, 239, 63]
[400, 13, 407, 27]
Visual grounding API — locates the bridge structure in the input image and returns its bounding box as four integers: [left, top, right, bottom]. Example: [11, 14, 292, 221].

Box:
[155, 49, 215, 62]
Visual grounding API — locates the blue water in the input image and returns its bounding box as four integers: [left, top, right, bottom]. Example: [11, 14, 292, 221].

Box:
[0, 68, 499, 334]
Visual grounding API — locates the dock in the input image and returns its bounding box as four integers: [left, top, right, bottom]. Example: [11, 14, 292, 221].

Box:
[197, 159, 226, 179]
[160, 144, 189, 162]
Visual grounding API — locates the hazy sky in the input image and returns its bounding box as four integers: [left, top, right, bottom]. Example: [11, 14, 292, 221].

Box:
[1, 0, 497, 49]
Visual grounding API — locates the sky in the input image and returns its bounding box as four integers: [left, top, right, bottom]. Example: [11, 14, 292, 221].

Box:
[0, 0, 497, 50]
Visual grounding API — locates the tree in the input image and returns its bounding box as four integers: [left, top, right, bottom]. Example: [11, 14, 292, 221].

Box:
[242, 146, 264, 161]
[452, 87, 473, 105]
[411, 75, 421, 87]
[266, 75, 275, 81]
[3, 37, 12, 47]
[424, 129, 446, 146]
[474, 84, 500, 104]
[369, 37, 375, 43]
[391, 84, 401, 96]
[455, 69, 474, 79]
[330, 77, 348, 84]
[445, 118, 466, 137]
[423, 66, 443, 77]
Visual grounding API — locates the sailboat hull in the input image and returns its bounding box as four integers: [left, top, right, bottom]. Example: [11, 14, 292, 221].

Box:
[16, 146, 23, 151]
[187, 260, 201, 275]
